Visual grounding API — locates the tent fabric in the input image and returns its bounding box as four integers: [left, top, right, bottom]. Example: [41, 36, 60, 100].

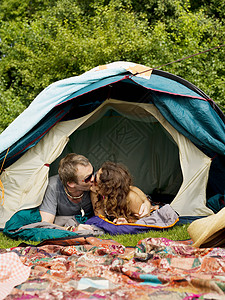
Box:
[0, 62, 224, 169]
[0, 61, 224, 229]
[0, 70, 126, 155]
[206, 194, 225, 213]
[0, 100, 213, 228]
[151, 92, 225, 156]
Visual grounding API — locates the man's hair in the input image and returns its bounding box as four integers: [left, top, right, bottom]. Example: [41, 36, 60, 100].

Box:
[58, 153, 90, 186]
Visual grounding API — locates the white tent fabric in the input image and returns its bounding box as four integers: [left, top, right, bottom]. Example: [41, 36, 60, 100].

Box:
[0, 99, 213, 228]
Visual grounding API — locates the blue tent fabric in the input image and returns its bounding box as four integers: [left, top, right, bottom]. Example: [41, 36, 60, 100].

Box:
[0, 74, 127, 166]
[0, 62, 224, 169]
[131, 74, 207, 99]
[0, 104, 74, 168]
[0, 71, 128, 156]
[0, 69, 208, 158]
[151, 92, 225, 156]
[206, 194, 225, 213]
[176, 216, 206, 225]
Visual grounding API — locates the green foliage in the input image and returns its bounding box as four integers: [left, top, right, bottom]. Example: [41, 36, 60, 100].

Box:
[0, 0, 57, 21]
[0, 85, 26, 133]
[131, 0, 181, 24]
[161, 5, 225, 106]
[0, 0, 224, 132]
[190, 0, 225, 22]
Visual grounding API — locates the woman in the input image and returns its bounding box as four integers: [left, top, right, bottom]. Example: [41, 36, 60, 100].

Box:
[90, 161, 153, 223]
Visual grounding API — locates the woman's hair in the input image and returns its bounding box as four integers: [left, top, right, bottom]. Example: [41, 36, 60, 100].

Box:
[58, 153, 90, 186]
[95, 161, 133, 220]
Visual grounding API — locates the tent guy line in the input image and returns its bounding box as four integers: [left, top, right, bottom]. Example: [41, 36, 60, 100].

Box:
[0, 147, 9, 206]
[131, 43, 225, 76]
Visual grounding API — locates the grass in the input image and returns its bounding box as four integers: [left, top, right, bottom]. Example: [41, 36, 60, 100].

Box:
[0, 224, 190, 249]
[98, 224, 190, 247]
[0, 232, 39, 249]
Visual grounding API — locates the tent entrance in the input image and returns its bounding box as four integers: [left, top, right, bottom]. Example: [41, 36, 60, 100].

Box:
[50, 106, 183, 202]
[0, 99, 213, 227]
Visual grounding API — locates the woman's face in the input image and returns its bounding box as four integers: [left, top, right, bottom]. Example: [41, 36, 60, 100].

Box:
[90, 168, 102, 194]
[94, 168, 102, 185]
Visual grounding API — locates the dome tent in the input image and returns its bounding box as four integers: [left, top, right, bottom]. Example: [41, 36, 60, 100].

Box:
[0, 61, 225, 228]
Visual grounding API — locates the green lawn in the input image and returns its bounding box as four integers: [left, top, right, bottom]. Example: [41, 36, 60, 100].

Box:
[0, 224, 190, 249]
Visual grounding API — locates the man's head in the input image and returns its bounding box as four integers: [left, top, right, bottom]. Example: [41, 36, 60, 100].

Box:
[58, 153, 94, 191]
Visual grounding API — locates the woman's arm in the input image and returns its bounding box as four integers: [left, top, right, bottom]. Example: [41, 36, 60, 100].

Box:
[128, 186, 151, 217]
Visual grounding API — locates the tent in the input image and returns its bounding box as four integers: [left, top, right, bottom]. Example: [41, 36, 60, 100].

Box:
[0, 61, 225, 229]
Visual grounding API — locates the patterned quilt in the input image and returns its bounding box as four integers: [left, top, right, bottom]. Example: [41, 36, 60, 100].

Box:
[1, 237, 225, 299]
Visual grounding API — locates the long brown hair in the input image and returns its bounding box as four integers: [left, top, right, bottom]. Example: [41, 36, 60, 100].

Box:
[95, 161, 132, 220]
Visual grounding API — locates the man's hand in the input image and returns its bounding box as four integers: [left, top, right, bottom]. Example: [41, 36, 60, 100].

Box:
[76, 224, 93, 231]
[66, 224, 93, 231]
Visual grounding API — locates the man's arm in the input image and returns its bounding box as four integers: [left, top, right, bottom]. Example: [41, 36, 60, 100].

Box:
[39, 209, 93, 231]
[39, 177, 58, 223]
[39, 210, 55, 224]
[40, 178, 94, 231]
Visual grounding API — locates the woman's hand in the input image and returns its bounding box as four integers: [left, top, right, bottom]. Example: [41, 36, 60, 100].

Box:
[135, 202, 150, 218]
[113, 217, 128, 224]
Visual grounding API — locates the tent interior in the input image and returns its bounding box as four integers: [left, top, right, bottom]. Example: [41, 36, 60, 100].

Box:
[46, 77, 213, 217]
[49, 105, 183, 204]
[46, 95, 213, 218]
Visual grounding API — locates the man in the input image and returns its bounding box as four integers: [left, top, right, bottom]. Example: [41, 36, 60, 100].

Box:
[39, 153, 94, 231]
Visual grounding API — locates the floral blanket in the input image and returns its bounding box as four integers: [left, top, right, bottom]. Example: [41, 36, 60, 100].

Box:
[1, 237, 225, 299]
